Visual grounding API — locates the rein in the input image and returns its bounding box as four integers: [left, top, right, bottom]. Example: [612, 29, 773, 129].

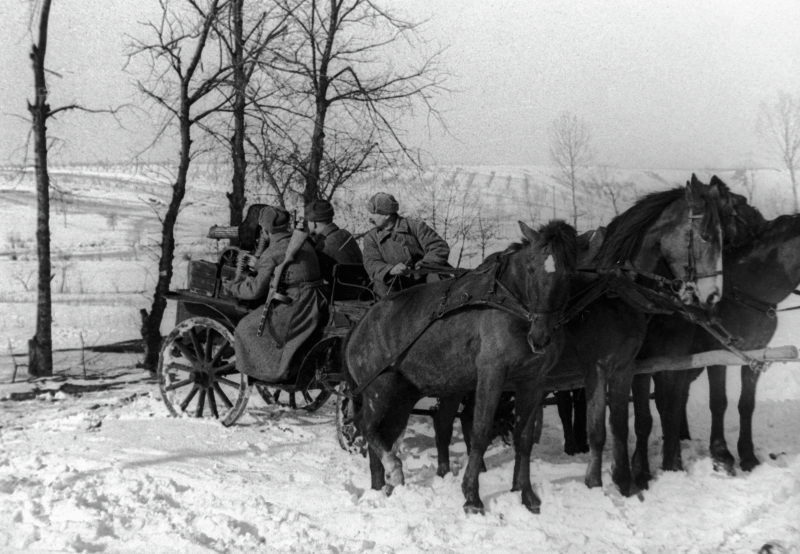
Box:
[724, 284, 800, 318]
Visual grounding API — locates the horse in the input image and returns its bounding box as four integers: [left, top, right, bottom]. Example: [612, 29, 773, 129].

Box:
[631, 179, 800, 484]
[433, 176, 727, 498]
[342, 220, 578, 514]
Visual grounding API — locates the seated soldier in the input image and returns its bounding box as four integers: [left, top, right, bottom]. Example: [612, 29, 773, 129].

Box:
[362, 192, 451, 298]
[304, 199, 364, 298]
[224, 206, 327, 383]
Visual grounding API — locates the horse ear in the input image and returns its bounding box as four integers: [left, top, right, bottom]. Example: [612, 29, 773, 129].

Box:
[518, 221, 539, 242]
[687, 174, 703, 197]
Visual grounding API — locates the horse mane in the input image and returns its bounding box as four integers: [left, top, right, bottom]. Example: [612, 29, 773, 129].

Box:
[485, 220, 577, 271]
[593, 186, 721, 267]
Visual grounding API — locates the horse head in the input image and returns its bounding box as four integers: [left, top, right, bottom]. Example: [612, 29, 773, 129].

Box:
[593, 175, 724, 309]
[513, 220, 578, 353]
[709, 174, 767, 248]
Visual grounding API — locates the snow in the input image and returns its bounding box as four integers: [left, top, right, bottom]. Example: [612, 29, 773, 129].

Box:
[1, 369, 798, 553]
[1, 165, 799, 553]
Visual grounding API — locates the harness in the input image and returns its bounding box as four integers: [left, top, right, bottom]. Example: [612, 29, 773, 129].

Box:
[724, 284, 800, 319]
[349, 256, 550, 397]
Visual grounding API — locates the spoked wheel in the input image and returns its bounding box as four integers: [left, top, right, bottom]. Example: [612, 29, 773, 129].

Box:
[335, 383, 367, 456]
[157, 317, 250, 427]
[254, 384, 332, 412]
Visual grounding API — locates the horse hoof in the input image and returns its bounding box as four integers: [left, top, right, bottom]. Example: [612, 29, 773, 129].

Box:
[740, 456, 760, 473]
[383, 484, 394, 497]
[633, 473, 651, 491]
[564, 441, 577, 456]
[712, 457, 736, 476]
[463, 502, 485, 516]
[577, 444, 589, 454]
[584, 474, 602, 489]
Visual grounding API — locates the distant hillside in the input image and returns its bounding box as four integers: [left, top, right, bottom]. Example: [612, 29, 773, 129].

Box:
[1, 163, 795, 269]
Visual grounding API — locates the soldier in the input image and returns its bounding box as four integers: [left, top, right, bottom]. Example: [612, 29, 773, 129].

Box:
[304, 199, 364, 286]
[224, 206, 327, 383]
[362, 192, 451, 298]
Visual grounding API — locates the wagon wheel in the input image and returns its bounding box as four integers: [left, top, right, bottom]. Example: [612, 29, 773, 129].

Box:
[157, 317, 250, 427]
[254, 384, 331, 412]
[335, 383, 367, 456]
[253, 336, 338, 412]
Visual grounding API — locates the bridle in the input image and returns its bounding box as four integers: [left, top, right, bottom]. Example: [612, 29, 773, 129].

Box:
[619, 204, 722, 303]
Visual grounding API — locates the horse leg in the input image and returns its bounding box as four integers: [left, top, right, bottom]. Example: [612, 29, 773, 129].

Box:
[658, 369, 688, 472]
[573, 388, 589, 453]
[556, 390, 578, 455]
[738, 365, 761, 472]
[584, 362, 608, 489]
[433, 394, 463, 477]
[358, 379, 415, 494]
[459, 394, 487, 473]
[631, 373, 653, 490]
[679, 368, 702, 441]
[461, 380, 503, 515]
[368, 447, 386, 490]
[707, 365, 735, 475]
[510, 384, 544, 513]
[608, 370, 638, 497]
[377, 390, 419, 494]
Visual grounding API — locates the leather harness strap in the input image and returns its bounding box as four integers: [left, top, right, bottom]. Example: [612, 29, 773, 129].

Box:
[349, 259, 540, 398]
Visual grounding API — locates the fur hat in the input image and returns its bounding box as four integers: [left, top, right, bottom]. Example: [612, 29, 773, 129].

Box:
[367, 192, 399, 215]
[259, 205, 290, 233]
[304, 199, 335, 223]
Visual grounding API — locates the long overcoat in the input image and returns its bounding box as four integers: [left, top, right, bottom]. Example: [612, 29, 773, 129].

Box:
[227, 232, 327, 382]
[312, 223, 363, 280]
[362, 216, 450, 297]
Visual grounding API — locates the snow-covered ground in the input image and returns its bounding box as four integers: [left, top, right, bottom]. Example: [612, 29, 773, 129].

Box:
[1, 165, 799, 553]
[1, 353, 798, 553]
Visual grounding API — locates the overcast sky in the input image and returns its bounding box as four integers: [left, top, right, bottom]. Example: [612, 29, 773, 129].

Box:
[1, 0, 799, 169]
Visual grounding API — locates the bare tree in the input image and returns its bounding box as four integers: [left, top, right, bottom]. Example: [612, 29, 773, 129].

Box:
[732, 166, 758, 204]
[25, 0, 115, 375]
[758, 91, 800, 213]
[207, 0, 288, 230]
[129, 0, 232, 370]
[548, 112, 592, 228]
[585, 164, 635, 217]
[254, 0, 447, 205]
[475, 206, 501, 261]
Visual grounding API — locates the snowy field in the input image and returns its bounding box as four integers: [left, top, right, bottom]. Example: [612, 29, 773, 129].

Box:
[1, 165, 799, 553]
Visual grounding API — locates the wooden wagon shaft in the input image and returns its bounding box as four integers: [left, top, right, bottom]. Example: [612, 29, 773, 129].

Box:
[634, 345, 799, 374]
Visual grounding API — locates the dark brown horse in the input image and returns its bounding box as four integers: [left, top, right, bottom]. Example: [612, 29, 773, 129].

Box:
[433, 177, 727, 499]
[342, 221, 578, 514]
[632, 181, 800, 484]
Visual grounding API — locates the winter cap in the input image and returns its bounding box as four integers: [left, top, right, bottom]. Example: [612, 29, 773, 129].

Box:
[367, 192, 399, 215]
[259, 205, 291, 233]
[304, 199, 335, 223]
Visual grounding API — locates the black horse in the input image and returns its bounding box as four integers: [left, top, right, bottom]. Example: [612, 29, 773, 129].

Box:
[632, 180, 800, 483]
[434, 177, 727, 498]
[342, 220, 577, 514]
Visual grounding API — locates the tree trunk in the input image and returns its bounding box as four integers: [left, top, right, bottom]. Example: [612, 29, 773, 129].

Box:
[790, 166, 798, 214]
[305, 100, 328, 204]
[28, 0, 54, 378]
[227, 0, 246, 237]
[139, 99, 191, 371]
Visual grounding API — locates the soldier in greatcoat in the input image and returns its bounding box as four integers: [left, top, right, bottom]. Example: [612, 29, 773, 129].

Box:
[224, 206, 327, 383]
[304, 199, 363, 281]
[362, 192, 451, 298]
